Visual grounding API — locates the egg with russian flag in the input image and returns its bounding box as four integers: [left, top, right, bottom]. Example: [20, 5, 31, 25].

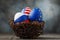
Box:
[14, 12, 28, 23]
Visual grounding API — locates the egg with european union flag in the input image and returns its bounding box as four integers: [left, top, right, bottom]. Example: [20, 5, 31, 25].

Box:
[14, 12, 28, 24]
[37, 9, 43, 22]
[29, 8, 43, 22]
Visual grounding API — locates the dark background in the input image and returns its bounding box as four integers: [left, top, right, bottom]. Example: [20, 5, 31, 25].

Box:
[0, 0, 60, 34]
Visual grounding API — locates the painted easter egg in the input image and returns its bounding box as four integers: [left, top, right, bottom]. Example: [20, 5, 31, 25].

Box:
[14, 12, 28, 23]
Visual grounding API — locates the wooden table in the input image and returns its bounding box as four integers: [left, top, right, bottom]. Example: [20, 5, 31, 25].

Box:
[0, 34, 60, 40]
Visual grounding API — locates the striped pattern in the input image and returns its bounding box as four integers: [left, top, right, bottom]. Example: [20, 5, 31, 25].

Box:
[24, 7, 31, 14]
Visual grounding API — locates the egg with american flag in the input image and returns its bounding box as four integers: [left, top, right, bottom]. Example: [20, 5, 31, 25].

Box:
[21, 7, 31, 15]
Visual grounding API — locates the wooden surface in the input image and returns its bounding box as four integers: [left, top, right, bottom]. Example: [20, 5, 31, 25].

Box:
[0, 34, 60, 40]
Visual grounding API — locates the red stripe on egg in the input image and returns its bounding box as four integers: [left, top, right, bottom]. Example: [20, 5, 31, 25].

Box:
[24, 7, 31, 14]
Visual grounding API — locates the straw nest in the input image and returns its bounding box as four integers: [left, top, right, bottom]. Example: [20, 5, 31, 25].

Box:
[9, 19, 45, 39]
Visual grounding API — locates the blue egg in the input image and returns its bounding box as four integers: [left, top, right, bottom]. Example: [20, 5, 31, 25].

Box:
[14, 15, 28, 23]
[29, 8, 43, 22]
[38, 10, 43, 22]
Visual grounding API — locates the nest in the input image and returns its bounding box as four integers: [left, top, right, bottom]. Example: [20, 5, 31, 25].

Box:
[9, 19, 45, 39]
